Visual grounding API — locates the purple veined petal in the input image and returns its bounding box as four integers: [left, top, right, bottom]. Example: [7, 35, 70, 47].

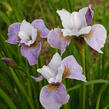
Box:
[21, 42, 41, 65]
[62, 56, 86, 82]
[40, 84, 69, 109]
[84, 24, 107, 53]
[85, 6, 94, 26]
[31, 75, 44, 82]
[32, 19, 49, 38]
[7, 23, 21, 44]
[47, 28, 70, 55]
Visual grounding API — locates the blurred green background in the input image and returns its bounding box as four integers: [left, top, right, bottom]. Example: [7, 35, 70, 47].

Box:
[0, 0, 109, 109]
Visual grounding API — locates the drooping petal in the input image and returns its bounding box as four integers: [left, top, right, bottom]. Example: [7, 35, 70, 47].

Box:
[21, 42, 41, 65]
[31, 75, 44, 82]
[62, 56, 86, 82]
[85, 6, 94, 26]
[40, 84, 69, 109]
[48, 52, 62, 73]
[47, 28, 70, 55]
[32, 19, 49, 38]
[57, 9, 72, 29]
[7, 23, 20, 44]
[84, 24, 107, 53]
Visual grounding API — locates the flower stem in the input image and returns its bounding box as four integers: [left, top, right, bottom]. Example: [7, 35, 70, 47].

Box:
[81, 43, 86, 109]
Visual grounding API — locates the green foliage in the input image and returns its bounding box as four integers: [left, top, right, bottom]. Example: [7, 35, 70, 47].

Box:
[0, 0, 109, 109]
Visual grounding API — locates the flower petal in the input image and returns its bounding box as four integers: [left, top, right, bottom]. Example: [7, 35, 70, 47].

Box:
[7, 23, 20, 44]
[62, 56, 86, 82]
[84, 24, 107, 53]
[21, 42, 41, 65]
[37, 65, 56, 83]
[85, 6, 94, 26]
[57, 9, 72, 29]
[79, 7, 88, 27]
[78, 26, 91, 36]
[40, 84, 69, 109]
[55, 65, 64, 83]
[31, 75, 44, 82]
[48, 52, 62, 72]
[32, 19, 49, 38]
[18, 20, 37, 46]
[47, 28, 70, 55]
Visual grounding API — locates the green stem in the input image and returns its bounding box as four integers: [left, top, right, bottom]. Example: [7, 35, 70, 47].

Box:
[9, 67, 35, 109]
[95, 83, 109, 109]
[81, 44, 86, 109]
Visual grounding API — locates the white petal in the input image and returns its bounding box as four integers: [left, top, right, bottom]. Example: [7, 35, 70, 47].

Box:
[37, 66, 55, 80]
[62, 29, 72, 37]
[55, 65, 64, 83]
[71, 12, 81, 29]
[78, 26, 91, 36]
[57, 9, 72, 29]
[18, 20, 37, 46]
[48, 52, 62, 73]
[79, 7, 88, 27]
[48, 78, 56, 84]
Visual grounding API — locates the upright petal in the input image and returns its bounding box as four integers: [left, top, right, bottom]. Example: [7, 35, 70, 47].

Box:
[55, 65, 64, 83]
[79, 6, 94, 27]
[32, 19, 49, 38]
[48, 53, 62, 73]
[18, 20, 37, 46]
[47, 28, 70, 55]
[40, 84, 69, 109]
[84, 24, 107, 53]
[57, 9, 72, 29]
[85, 6, 94, 26]
[37, 65, 56, 82]
[79, 7, 88, 27]
[62, 56, 86, 82]
[21, 42, 41, 65]
[7, 23, 20, 44]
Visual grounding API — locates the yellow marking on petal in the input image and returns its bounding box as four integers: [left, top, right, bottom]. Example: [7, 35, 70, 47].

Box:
[62, 68, 71, 82]
[47, 83, 61, 91]
[60, 31, 72, 41]
[80, 29, 93, 39]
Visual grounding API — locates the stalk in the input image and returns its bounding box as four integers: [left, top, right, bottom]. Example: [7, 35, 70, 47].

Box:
[81, 43, 86, 109]
[9, 67, 35, 109]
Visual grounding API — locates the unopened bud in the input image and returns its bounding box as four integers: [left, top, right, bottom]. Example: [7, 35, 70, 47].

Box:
[1, 57, 17, 67]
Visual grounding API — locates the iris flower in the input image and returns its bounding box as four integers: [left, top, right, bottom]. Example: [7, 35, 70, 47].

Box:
[31, 53, 86, 109]
[47, 6, 107, 54]
[7, 19, 49, 65]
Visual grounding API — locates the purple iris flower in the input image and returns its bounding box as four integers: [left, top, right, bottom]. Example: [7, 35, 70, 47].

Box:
[47, 6, 107, 54]
[31, 53, 86, 109]
[7, 19, 49, 65]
